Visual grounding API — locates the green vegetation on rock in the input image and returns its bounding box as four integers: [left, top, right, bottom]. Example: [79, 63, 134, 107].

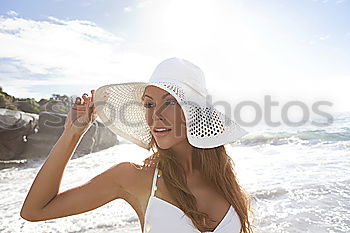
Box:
[0, 86, 74, 114]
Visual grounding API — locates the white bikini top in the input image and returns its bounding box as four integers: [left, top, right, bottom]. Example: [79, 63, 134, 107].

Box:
[143, 163, 242, 233]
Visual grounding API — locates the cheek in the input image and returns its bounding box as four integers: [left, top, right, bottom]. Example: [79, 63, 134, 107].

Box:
[162, 109, 176, 126]
[145, 110, 153, 126]
[144, 106, 186, 130]
[180, 109, 186, 125]
[176, 105, 186, 125]
[170, 107, 187, 136]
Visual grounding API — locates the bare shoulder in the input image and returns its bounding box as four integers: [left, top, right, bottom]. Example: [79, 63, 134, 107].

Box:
[108, 155, 160, 220]
[110, 155, 160, 199]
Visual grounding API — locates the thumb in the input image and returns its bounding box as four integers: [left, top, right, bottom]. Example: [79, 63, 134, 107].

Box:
[88, 101, 94, 121]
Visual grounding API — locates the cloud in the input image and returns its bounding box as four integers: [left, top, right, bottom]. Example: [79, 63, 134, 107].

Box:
[312, 0, 348, 3]
[301, 34, 331, 45]
[0, 14, 158, 100]
[123, 7, 132, 12]
[136, 0, 153, 8]
[336, 0, 346, 4]
[6, 10, 18, 16]
[312, 0, 329, 3]
[319, 34, 330, 40]
[0, 8, 348, 115]
[124, 0, 153, 12]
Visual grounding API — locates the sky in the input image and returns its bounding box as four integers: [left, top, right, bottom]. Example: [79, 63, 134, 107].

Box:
[0, 0, 349, 126]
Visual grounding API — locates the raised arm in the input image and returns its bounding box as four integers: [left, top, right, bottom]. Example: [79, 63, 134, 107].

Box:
[20, 90, 133, 221]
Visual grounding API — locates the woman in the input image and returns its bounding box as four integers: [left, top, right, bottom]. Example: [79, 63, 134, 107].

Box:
[20, 57, 254, 233]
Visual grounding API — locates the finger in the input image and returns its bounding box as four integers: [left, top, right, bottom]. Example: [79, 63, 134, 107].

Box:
[86, 94, 93, 107]
[82, 95, 92, 118]
[72, 101, 87, 114]
[74, 98, 83, 110]
[92, 105, 97, 121]
[82, 93, 89, 104]
[87, 98, 94, 118]
[73, 104, 86, 111]
[75, 97, 82, 105]
[88, 100, 96, 121]
[91, 90, 95, 102]
[74, 97, 84, 106]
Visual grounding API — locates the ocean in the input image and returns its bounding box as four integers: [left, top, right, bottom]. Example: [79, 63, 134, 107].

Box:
[1, 111, 349, 233]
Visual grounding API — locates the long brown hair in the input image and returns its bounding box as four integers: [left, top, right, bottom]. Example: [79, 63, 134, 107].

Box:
[144, 135, 254, 233]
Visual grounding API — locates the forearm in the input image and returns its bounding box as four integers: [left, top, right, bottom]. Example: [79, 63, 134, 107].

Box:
[21, 128, 84, 214]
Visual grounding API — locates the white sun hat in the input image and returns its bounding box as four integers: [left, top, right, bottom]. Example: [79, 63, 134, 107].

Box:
[93, 57, 249, 150]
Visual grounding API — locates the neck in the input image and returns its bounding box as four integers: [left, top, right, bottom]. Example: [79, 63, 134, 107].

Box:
[170, 139, 194, 175]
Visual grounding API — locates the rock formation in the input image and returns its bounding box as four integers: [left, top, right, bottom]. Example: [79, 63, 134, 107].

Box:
[0, 108, 119, 162]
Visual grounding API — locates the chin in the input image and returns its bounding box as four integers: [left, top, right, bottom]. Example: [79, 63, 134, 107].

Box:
[156, 142, 173, 150]
[154, 137, 177, 150]
[156, 138, 187, 150]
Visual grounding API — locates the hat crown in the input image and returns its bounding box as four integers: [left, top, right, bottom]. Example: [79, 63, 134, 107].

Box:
[149, 57, 208, 96]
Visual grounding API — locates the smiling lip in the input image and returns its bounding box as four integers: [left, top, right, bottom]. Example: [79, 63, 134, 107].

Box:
[153, 128, 172, 137]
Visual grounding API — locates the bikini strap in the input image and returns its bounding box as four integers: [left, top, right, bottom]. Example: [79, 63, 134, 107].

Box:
[150, 162, 159, 196]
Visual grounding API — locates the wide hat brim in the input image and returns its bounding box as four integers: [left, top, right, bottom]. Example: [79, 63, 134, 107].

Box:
[93, 79, 249, 150]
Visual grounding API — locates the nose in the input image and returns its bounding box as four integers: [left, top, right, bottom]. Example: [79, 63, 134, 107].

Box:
[145, 102, 171, 127]
[152, 105, 164, 121]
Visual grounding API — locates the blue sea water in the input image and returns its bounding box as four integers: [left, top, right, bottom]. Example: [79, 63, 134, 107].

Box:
[1, 112, 349, 233]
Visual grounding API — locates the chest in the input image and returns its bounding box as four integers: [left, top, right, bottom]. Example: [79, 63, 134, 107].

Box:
[134, 169, 232, 231]
[141, 175, 237, 233]
[153, 174, 230, 223]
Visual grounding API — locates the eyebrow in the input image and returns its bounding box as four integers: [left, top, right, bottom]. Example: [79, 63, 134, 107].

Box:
[142, 93, 172, 100]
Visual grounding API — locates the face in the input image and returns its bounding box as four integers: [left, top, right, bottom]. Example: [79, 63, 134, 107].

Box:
[142, 85, 187, 149]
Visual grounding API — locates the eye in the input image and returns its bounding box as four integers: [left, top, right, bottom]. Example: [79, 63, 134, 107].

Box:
[143, 102, 154, 108]
[165, 99, 177, 105]
[143, 100, 177, 108]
